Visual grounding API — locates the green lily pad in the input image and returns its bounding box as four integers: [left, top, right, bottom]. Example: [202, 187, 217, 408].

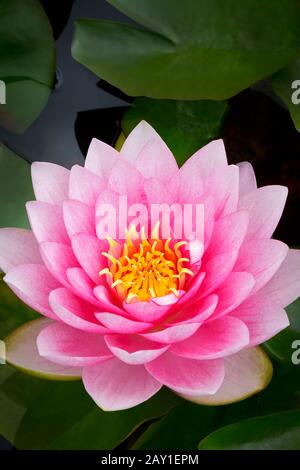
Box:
[0, 364, 181, 449]
[122, 98, 229, 166]
[199, 409, 300, 449]
[264, 298, 300, 363]
[0, 0, 55, 132]
[0, 274, 38, 340]
[272, 59, 300, 132]
[0, 144, 33, 229]
[132, 403, 217, 450]
[72, 0, 300, 100]
[5, 318, 82, 381]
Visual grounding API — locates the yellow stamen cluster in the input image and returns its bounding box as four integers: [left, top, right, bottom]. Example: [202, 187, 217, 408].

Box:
[99, 224, 193, 302]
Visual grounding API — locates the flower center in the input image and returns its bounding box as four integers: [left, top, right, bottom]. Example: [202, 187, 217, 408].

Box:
[100, 224, 194, 302]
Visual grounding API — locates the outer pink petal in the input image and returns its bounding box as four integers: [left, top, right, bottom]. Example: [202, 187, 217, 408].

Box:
[40, 242, 78, 287]
[71, 233, 106, 284]
[85, 138, 119, 179]
[4, 264, 60, 319]
[120, 121, 163, 164]
[141, 322, 200, 344]
[134, 138, 178, 182]
[209, 272, 255, 320]
[49, 288, 108, 333]
[180, 139, 227, 180]
[37, 322, 113, 367]
[104, 334, 169, 365]
[239, 186, 288, 240]
[144, 178, 173, 205]
[232, 296, 289, 346]
[26, 201, 69, 244]
[31, 162, 69, 205]
[235, 239, 289, 293]
[63, 200, 95, 237]
[168, 161, 204, 204]
[0, 228, 42, 273]
[216, 165, 239, 217]
[256, 249, 300, 308]
[6, 318, 81, 380]
[69, 165, 105, 206]
[82, 358, 162, 411]
[146, 351, 224, 395]
[205, 211, 249, 259]
[108, 159, 144, 202]
[181, 347, 273, 405]
[237, 162, 257, 196]
[95, 312, 152, 333]
[171, 317, 249, 359]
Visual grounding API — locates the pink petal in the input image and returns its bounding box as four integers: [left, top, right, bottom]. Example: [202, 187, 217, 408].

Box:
[212, 165, 239, 218]
[104, 335, 169, 365]
[85, 138, 119, 179]
[258, 249, 300, 307]
[49, 288, 108, 333]
[239, 186, 288, 240]
[31, 162, 69, 205]
[37, 322, 113, 367]
[6, 318, 81, 380]
[93, 285, 125, 315]
[235, 239, 289, 293]
[146, 351, 224, 395]
[177, 272, 206, 306]
[180, 139, 227, 180]
[71, 233, 106, 284]
[69, 165, 105, 206]
[67, 267, 100, 307]
[95, 312, 152, 333]
[142, 322, 200, 344]
[108, 159, 144, 202]
[168, 161, 204, 204]
[188, 239, 205, 265]
[4, 264, 60, 319]
[120, 121, 163, 164]
[181, 347, 273, 405]
[169, 295, 218, 324]
[200, 250, 240, 296]
[171, 316, 249, 359]
[232, 296, 290, 346]
[0, 228, 42, 273]
[26, 201, 69, 244]
[237, 162, 257, 195]
[40, 242, 78, 286]
[123, 294, 179, 323]
[205, 211, 249, 259]
[63, 200, 95, 237]
[83, 358, 162, 410]
[134, 138, 178, 182]
[144, 178, 173, 205]
[209, 272, 255, 320]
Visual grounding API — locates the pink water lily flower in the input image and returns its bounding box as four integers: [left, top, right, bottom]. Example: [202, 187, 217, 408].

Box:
[1, 121, 300, 411]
